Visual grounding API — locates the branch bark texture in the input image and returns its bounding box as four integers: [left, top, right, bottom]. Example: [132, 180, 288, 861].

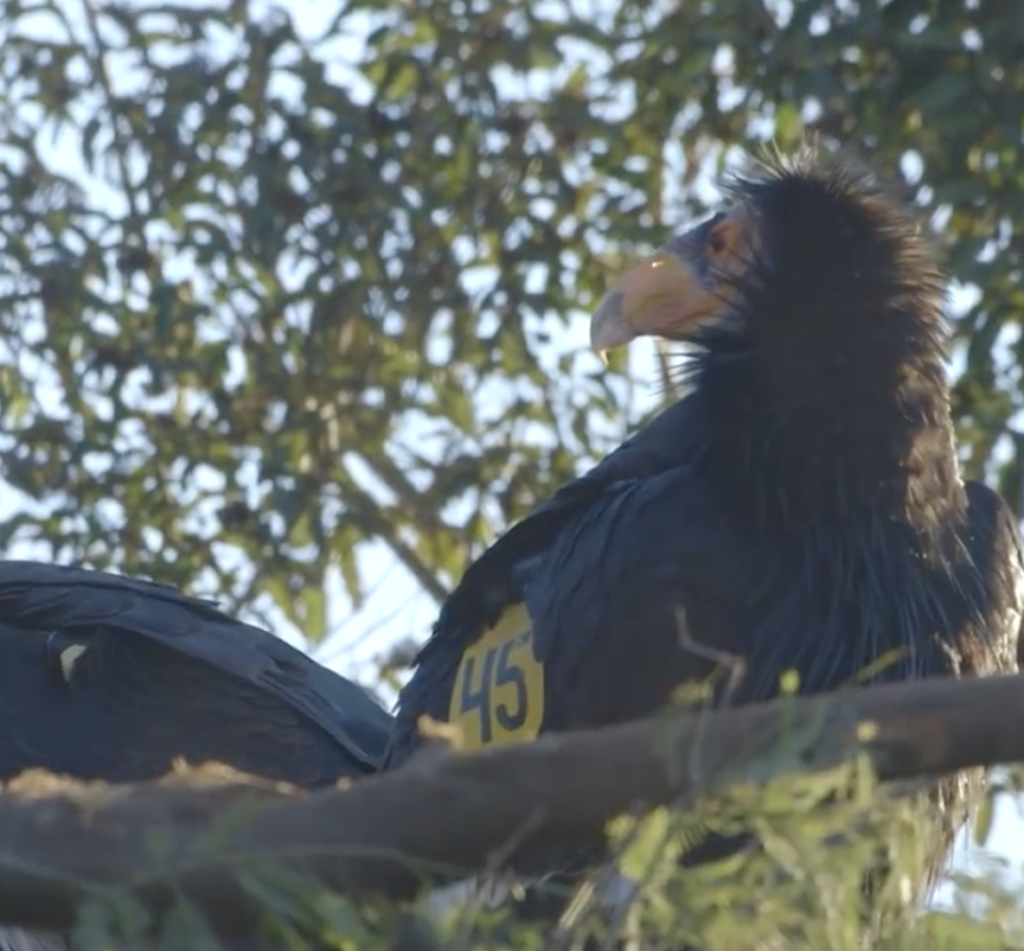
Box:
[0, 671, 1021, 934]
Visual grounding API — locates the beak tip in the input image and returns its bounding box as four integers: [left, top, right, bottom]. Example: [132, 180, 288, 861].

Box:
[589, 290, 634, 361]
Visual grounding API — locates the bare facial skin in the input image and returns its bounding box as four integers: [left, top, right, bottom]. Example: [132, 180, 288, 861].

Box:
[590, 205, 755, 362]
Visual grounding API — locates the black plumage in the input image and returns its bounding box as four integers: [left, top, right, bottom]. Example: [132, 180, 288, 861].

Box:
[387, 149, 1024, 897]
[0, 562, 394, 951]
[0, 560, 392, 786]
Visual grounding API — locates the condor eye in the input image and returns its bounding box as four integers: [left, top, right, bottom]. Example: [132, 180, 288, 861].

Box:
[707, 229, 729, 257]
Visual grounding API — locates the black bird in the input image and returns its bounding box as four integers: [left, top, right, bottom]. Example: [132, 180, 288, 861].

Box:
[0, 560, 392, 786]
[387, 148, 1024, 903]
[0, 561, 394, 951]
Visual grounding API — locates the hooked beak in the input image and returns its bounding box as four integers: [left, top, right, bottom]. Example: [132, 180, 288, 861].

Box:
[589, 199, 757, 363]
[590, 248, 711, 364]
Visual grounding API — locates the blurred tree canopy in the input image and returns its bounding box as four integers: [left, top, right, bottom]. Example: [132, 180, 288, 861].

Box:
[0, 0, 1021, 646]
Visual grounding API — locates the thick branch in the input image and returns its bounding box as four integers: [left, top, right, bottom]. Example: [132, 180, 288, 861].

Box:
[1, 671, 1023, 934]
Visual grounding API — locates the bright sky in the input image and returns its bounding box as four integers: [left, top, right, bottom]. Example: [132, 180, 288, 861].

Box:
[0, 0, 1019, 909]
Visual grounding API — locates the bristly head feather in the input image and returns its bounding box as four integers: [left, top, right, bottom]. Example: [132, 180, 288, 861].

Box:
[643, 142, 961, 534]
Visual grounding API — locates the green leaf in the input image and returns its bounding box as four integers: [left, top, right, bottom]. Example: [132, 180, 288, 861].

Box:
[973, 789, 995, 847]
[774, 101, 803, 146]
[911, 73, 970, 118]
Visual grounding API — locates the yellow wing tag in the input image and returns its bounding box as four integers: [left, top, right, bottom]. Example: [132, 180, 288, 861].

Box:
[448, 602, 545, 752]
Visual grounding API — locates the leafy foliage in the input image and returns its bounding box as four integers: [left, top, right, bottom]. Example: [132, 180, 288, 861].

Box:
[61, 764, 1024, 950]
[1, 0, 1022, 642]
[0, 0, 634, 638]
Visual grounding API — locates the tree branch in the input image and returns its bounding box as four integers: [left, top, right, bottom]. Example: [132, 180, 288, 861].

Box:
[346, 488, 449, 603]
[1, 671, 1023, 935]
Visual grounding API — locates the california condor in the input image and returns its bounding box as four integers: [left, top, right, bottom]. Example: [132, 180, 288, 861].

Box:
[0, 560, 392, 785]
[0, 560, 393, 950]
[387, 148, 1024, 903]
